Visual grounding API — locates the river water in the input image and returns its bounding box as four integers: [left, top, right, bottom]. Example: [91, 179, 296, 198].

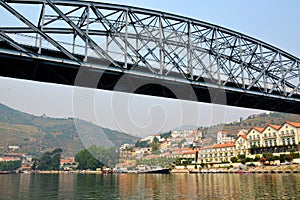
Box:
[0, 173, 299, 199]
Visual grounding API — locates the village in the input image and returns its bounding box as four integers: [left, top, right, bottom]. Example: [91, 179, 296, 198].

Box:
[116, 120, 300, 173]
[1, 120, 300, 174]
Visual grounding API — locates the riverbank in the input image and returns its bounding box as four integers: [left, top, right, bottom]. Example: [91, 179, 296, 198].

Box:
[186, 164, 300, 174]
[3, 164, 300, 175]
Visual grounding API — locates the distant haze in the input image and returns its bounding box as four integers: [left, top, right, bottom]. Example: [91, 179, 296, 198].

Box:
[0, 77, 264, 138]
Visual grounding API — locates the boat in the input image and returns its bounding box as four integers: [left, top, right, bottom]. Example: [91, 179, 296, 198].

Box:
[138, 166, 170, 174]
[128, 165, 171, 174]
[0, 171, 9, 175]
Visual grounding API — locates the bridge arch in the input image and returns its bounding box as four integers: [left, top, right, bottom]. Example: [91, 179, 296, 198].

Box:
[0, 0, 300, 113]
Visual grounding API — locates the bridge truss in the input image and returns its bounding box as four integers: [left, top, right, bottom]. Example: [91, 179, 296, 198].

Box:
[0, 0, 300, 113]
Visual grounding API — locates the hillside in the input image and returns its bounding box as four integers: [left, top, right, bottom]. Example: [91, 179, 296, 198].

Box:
[0, 103, 139, 156]
[201, 112, 300, 145]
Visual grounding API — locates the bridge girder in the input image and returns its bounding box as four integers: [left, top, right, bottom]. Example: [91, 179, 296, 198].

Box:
[0, 0, 300, 112]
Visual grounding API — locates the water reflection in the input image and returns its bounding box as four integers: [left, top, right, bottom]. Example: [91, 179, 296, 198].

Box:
[1, 173, 300, 199]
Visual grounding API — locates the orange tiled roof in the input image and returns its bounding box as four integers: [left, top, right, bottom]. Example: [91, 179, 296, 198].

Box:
[213, 143, 235, 148]
[252, 127, 264, 133]
[183, 150, 198, 155]
[286, 121, 300, 128]
[238, 134, 247, 140]
[268, 124, 281, 130]
[0, 157, 20, 161]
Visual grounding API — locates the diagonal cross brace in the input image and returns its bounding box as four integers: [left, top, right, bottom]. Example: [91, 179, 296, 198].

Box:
[0, 0, 79, 62]
[45, 0, 121, 69]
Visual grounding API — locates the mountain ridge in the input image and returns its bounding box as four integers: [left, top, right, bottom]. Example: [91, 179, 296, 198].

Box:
[0, 103, 139, 156]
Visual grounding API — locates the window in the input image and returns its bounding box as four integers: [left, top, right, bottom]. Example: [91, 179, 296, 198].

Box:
[274, 140, 277, 146]
[269, 133, 272, 137]
[281, 131, 284, 135]
[292, 138, 295, 144]
[257, 134, 260, 138]
[273, 132, 276, 136]
[249, 136, 252, 140]
[282, 138, 285, 145]
[265, 141, 268, 147]
[264, 133, 267, 137]
[291, 130, 295, 134]
[286, 130, 289, 134]
[287, 138, 290, 145]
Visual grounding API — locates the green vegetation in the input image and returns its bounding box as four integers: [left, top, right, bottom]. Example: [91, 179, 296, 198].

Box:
[136, 157, 176, 168]
[135, 140, 150, 148]
[151, 137, 160, 154]
[263, 153, 275, 163]
[0, 160, 21, 171]
[75, 145, 119, 169]
[75, 149, 102, 170]
[33, 148, 63, 170]
[254, 155, 260, 162]
[160, 131, 171, 139]
[230, 157, 238, 163]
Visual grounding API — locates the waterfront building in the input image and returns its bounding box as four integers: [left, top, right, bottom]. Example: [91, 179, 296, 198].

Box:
[199, 143, 235, 164]
[217, 131, 235, 144]
[278, 121, 300, 146]
[235, 134, 248, 156]
[198, 121, 300, 164]
[247, 127, 264, 148]
[261, 124, 280, 148]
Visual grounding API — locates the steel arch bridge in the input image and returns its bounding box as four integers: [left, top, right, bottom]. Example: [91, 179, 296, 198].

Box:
[0, 0, 300, 113]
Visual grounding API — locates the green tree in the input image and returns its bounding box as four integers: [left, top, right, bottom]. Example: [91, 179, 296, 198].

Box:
[37, 148, 63, 170]
[31, 158, 40, 170]
[253, 155, 260, 162]
[151, 137, 160, 154]
[135, 140, 150, 148]
[160, 131, 172, 139]
[0, 160, 21, 171]
[230, 157, 238, 163]
[51, 148, 63, 170]
[88, 145, 119, 167]
[75, 146, 119, 170]
[75, 149, 98, 170]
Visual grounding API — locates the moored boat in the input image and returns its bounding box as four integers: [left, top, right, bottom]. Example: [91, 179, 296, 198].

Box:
[141, 167, 170, 174]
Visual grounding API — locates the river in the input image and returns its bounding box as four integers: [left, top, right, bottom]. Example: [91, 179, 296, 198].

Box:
[0, 173, 299, 199]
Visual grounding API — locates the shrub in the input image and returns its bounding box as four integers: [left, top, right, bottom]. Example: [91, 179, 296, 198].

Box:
[230, 157, 238, 163]
[284, 155, 293, 163]
[254, 155, 260, 162]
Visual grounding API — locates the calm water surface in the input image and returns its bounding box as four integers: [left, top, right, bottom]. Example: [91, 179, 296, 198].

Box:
[0, 173, 299, 199]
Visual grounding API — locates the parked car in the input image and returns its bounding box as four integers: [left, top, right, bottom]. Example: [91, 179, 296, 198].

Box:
[247, 163, 256, 167]
[280, 162, 290, 165]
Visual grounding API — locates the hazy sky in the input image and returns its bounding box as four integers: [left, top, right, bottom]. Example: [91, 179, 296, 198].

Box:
[1, 0, 299, 137]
